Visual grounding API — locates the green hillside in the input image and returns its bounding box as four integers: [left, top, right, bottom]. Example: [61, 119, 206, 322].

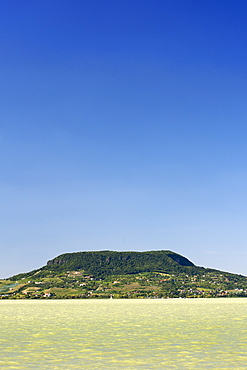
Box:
[46, 250, 195, 276]
[1, 250, 247, 299]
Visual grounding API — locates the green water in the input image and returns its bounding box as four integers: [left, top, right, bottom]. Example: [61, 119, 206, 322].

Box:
[1, 299, 247, 369]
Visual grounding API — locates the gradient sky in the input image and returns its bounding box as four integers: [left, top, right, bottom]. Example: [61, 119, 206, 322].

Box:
[1, 0, 247, 278]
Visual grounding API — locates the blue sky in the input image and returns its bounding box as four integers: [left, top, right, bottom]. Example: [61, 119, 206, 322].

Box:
[1, 0, 247, 278]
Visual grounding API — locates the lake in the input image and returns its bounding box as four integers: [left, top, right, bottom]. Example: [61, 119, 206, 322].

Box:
[1, 298, 247, 369]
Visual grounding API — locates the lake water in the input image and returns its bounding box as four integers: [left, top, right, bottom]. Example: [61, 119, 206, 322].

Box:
[1, 298, 247, 369]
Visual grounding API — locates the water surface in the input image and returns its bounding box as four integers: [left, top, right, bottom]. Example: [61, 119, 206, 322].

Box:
[1, 298, 247, 369]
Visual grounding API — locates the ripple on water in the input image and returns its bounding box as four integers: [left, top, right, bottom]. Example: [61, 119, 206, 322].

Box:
[0, 298, 247, 369]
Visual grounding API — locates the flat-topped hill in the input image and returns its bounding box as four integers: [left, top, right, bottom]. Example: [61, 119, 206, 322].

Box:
[1, 250, 247, 299]
[45, 250, 195, 277]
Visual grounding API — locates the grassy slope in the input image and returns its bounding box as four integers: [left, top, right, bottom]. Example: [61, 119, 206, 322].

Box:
[1, 250, 247, 299]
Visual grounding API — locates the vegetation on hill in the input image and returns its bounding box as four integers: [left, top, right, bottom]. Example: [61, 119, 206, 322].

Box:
[46, 250, 195, 276]
[1, 250, 247, 299]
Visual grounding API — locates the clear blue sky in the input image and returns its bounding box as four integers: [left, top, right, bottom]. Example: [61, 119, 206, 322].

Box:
[1, 0, 247, 278]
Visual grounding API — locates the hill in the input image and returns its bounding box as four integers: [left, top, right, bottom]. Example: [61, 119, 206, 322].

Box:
[46, 250, 195, 276]
[1, 250, 247, 299]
